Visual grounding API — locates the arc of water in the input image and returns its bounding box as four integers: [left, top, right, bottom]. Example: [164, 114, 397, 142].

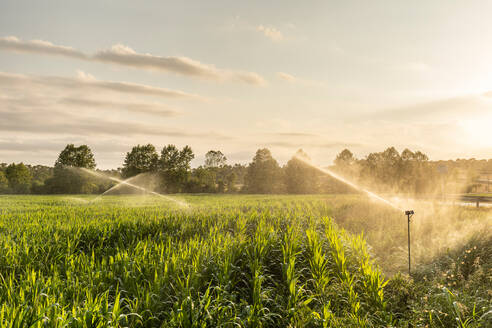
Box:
[295, 156, 403, 211]
[79, 168, 188, 207]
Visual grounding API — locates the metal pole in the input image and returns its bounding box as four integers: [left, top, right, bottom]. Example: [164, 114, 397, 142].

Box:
[407, 213, 411, 275]
[405, 210, 414, 276]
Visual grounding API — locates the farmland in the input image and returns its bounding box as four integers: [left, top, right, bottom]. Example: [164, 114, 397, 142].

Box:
[0, 194, 490, 327]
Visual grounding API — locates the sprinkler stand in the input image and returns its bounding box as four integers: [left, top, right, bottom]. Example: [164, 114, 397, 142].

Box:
[405, 210, 414, 275]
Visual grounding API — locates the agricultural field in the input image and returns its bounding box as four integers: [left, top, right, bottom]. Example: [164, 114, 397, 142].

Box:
[0, 194, 490, 327]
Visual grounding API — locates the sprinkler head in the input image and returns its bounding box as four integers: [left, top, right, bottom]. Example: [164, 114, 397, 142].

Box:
[405, 210, 414, 216]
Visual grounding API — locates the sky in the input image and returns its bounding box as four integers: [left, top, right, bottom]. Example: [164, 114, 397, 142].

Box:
[1, 0, 492, 169]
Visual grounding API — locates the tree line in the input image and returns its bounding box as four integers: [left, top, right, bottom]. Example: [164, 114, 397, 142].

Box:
[1, 144, 490, 195]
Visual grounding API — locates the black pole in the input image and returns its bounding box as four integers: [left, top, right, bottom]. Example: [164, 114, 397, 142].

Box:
[405, 210, 414, 276]
[407, 214, 411, 275]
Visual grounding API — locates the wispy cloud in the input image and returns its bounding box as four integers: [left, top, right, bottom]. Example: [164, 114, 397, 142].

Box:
[0, 115, 225, 138]
[0, 36, 87, 59]
[358, 93, 492, 122]
[0, 36, 266, 86]
[276, 72, 329, 88]
[0, 70, 228, 141]
[93, 44, 265, 85]
[276, 72, 296, 82]
[0, 101, 226, 139]
[257, 25, 284, 42]
[264, 140, 361, 149]
[0, 138, 138, 155]
[0, 71, 203, 100]
[270, 132, 319, 137]
[59, 98, 180, 117]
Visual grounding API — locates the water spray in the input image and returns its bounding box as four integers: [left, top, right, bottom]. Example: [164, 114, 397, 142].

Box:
[77, 168, 189, 207]
[294, 155, 403, 211]
[294, 155, 418, 274]
[405, 210, 414, 275]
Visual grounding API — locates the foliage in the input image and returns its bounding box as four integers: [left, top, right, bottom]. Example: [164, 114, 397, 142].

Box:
[0, 170, 9, 193]
[2, 144, 492, 196]
[55, 144, 96, 169]
[0, 194, 488, 327]
[244, 148, 284, 193]
[42, 144, 100, 194]
[5, 163, 32, 194]
[334, 149, 355, 168]
[122, 144, 159, 178]
[284, 149, 319, 194]
[204, 150, 227, 168]
[159, 145, 194, 192]
[0, 195, 391, 327]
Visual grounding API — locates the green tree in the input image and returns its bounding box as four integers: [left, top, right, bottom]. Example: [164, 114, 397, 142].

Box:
[0, 170, 9, 193]
[55, 144, 96, 169]
[284, 149, 319, 194]
[29, 165, 54, 194]
[159, 145, 194, 192]
[46, 144, 98, 194]
[203, 150, 228, 192]
[122, 144, 159, 178]
[5, 163, 32, 194]
[244, 148, 283, 193]
[204, 150, 227, 168]
[187, 167, 217, 193]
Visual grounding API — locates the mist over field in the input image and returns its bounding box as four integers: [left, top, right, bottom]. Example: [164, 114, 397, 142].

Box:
[0, 1, 491, 327]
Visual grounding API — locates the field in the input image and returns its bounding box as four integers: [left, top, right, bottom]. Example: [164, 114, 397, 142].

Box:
[0, 194, 490, 327]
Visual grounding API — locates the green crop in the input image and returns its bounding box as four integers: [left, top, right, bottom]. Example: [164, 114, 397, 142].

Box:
[0, 195, 488, 327]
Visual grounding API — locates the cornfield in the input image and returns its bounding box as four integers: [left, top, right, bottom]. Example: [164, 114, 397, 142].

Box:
[0, 195, 489, 327]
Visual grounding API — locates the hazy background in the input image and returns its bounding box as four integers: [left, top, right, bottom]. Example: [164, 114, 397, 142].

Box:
[1, 0, 491, 169]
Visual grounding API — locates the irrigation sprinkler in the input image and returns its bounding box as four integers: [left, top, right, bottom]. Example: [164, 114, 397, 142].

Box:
[405, 210, 414, 275]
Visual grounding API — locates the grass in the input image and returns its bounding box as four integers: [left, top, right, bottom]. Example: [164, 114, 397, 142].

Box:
[0, 194, 489, 327]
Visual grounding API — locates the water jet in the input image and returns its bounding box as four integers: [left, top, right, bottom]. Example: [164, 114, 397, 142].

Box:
[77, 167, 189, 207]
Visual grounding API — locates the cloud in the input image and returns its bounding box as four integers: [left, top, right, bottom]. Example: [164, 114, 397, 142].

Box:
[0, 103, 227, 139]
[0, 70, 228, 142]
[276, 72, 296, 82]
[0, 71, 203, 100]
[0, 36, 266, 85]
[265, 141, 361, 149]
[0, 36, 87, 59]
[271, 132, 319, 137]
[59, 98, 180, 117]
[360, 93, 492, 122]
[257, 25, 284, 42]
[276, 71, 329, 88]
[93, 44, 265, 85]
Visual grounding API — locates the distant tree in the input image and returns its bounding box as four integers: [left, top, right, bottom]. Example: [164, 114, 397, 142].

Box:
[380, 147, 402, 190]
[284, 149, 319, 194]
[0, 170, 9, 193]
[334, 149, 355, 168]
[55, 144, 96, 169]
[231, 164, 248, 188]
[244, 148, 283, 193]
[27, 165, 54, 194]
[202, 150, 228, 191]
[159, 145, 194, 192]
[5, 163, 32, 194]
[224, 169, 237, 193]
[46, 144, 98, 194]
[187, 167, 216, 193]
[204, 150, 227, 168]
[122, 144, 159, 178]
